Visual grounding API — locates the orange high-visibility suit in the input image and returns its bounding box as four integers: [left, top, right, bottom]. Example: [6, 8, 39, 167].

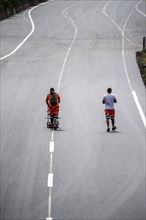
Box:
[46, 93, 60, 115]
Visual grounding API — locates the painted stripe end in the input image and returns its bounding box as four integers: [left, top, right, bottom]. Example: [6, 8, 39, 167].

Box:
[48, 173, 53, 187]
[50, 141, 54, 152]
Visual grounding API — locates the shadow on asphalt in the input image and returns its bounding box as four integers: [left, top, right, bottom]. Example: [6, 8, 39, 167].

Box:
[107, 131, 122, 134]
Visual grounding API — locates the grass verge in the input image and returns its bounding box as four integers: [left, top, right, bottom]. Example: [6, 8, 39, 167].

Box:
[136, 50, 146, 87]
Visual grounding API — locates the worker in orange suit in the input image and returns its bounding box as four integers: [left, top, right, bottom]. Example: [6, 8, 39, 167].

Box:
[46, 88, 60, 127]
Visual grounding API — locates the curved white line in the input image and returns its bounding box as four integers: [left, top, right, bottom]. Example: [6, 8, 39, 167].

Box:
[102, 0, 146, 127]
[135, 0, 146, 17]
[102, 0, 142, 48]
[57, 1, 79, 92]
[102, 0, 123, 34]
[47, 3, 80, 219]
[120, 6, 146, 128]
[0, 1, 49, 61]
[122, 10, 134, 90]
[23, 10, 31, 24]
[125, 35, 141, 48]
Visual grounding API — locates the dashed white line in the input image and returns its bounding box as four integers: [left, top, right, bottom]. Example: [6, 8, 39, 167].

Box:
[132, 91, 146, 127]
[51, 131, 54, 142]
[46, 217, 52, 220]
[47, 188, 52, 220]
[50, 141, 54, 152]
[48, 173, 54, 187]
[47, 2, 79, 220]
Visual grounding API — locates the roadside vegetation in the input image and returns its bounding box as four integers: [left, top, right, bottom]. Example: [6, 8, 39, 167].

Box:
[0, 0, 46, 20]
[136, 37, 146, 87]
[1, 1, 145, 88]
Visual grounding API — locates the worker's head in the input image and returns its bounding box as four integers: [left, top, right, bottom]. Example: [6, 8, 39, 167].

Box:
[50, 88, 55, 94]
[107, 88, 112, 93]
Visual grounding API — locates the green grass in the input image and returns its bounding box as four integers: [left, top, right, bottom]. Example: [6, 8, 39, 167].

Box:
[136, 51, 146, 87]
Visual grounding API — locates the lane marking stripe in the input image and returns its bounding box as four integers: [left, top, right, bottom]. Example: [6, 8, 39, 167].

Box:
[47, 3, 80, 219]
[132, 91, 146, 127]
[50, 141, 54, 152]
[57, 1, 79, 92]
[135, 0, 146, 17]
[51, 131, 54, 142]
[0, 1, 49, 60]
[102, 0, 146, 128]
[48, 173, 53, 187]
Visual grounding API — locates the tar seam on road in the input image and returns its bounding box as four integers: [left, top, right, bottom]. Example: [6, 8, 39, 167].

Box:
[102, 0, 146, 128]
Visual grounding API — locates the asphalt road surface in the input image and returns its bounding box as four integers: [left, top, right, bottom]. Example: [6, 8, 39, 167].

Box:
[0, 0, 146, 220]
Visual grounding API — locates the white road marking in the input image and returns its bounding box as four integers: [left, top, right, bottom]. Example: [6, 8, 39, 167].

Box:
[47, 152, 53, 219]
[0, 1, 50, 61]
[132, 91, 146, 127]
[122, 10, 134, 90]
[49, 152, 53, 174]
[57, 1, 79, 92]
[50, 141, 54, 152]
[125, 35, 141, 48]
[47, 2, 80, 219]
[46, 217, 52, 220]
[102, 1, 142, 48]
[23, 10, 31, 24]
[135, 0, 146, 17]
[51, 132, 54, 142]
[102, 0, 146, 128]
[47, 188, 52, 220]
[48, 173, 54, 187]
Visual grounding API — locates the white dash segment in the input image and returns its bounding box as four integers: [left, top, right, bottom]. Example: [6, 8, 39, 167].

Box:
[50, 141, 54, 152]
[51, 131, 54, 142]
[48, 173, 53, 187]
[132, 91, 146, 127]
[46, 217, 53, 220]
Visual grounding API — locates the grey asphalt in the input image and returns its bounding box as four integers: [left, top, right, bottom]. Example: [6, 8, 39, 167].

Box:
[0, 0, 145, 220]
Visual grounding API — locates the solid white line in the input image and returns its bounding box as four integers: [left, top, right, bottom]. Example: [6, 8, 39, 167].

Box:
[102, 0, 142, 48]
[102, 0, 123, 34]
[0, 1, 49, 61]
[122, 10, 133, 90]
[23, 10, 31, 24]
[125, 35, 141, 48]
[122, 8, 146, 128]
[132, 91, 146, 127]
[48, 173, 54, 187]
[57, 1, 79, 92]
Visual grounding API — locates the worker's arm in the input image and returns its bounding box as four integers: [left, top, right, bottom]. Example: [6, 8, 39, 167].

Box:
[46, 94, 50, 107]
[114, 97, 117, 103]
[57, 94, 61, 103]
